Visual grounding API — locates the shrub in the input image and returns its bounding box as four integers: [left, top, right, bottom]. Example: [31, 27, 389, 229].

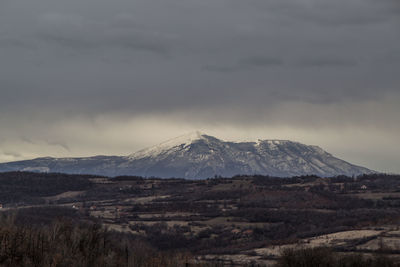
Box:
[277, 247, 400, 267]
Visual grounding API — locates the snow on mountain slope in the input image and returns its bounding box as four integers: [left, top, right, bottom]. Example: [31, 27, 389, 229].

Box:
[122, 132, 373, 178]
[128, 131, 208, 160]
[0, 132, 374, 178]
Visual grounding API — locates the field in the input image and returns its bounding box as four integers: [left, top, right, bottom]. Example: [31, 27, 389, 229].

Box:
[1, 172, 400, 266]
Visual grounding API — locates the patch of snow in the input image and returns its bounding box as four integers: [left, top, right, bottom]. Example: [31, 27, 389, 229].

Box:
[22, 167, 50, 173]
[128, 131, 207, 160]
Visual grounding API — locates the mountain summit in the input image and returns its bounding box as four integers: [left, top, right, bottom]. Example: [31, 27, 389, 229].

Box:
[0, 132, 373, 178]
[128, 131, 210, 160]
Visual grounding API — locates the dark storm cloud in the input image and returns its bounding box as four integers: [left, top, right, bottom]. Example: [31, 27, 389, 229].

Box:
[0, 0, 398, 113]
[203, 56, 283, 73]
[0, 0, 399, 172]
[0, 35, 34, 49]
[241, 0, 400, 26]
[238, 57, 284, 68]
[0, 0, 398, 111]
[296, 58, 358, 68]
[8, 13, 172, 55]
[202, 65, 238, 73]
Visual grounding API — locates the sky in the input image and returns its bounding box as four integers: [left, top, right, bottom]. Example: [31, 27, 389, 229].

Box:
[0, 0, 399, 173]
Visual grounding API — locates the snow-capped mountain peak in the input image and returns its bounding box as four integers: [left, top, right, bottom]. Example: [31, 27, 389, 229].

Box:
[128, 131, 211, 160]
[0, 132, 374, 179]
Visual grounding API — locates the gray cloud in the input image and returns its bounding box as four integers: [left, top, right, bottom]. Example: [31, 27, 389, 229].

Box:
[202, 65, 238, 73]
[238, 0, 400, 26]
[296, 58, 358, 68]
[0, 0, 399, 172]
[3, 151, 22, 158]
[45, 140, 71, 151]
[238, 57, 284, 68]
[203, 56, 283, 73]
[17, 13, 173, 56]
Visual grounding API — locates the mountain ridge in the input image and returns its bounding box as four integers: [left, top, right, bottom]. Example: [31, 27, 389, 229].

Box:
[0, 132, 374, 178]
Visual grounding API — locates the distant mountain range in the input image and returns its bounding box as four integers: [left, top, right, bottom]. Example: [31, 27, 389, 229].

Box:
[0, 132, 374, 179]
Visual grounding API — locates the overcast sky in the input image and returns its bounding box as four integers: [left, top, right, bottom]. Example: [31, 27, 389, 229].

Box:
[0, 0, 399, 173]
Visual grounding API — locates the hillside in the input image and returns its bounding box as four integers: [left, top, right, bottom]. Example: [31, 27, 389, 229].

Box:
[1, 172, 400, 266]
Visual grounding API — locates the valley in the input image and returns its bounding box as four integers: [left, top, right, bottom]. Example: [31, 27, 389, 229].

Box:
[1, 172, 400, 265]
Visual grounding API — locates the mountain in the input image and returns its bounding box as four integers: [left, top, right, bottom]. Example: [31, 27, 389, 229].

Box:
[0, 131, 373, 178]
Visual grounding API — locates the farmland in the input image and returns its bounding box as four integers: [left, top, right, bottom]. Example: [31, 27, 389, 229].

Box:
[1, 172, 400, 266]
